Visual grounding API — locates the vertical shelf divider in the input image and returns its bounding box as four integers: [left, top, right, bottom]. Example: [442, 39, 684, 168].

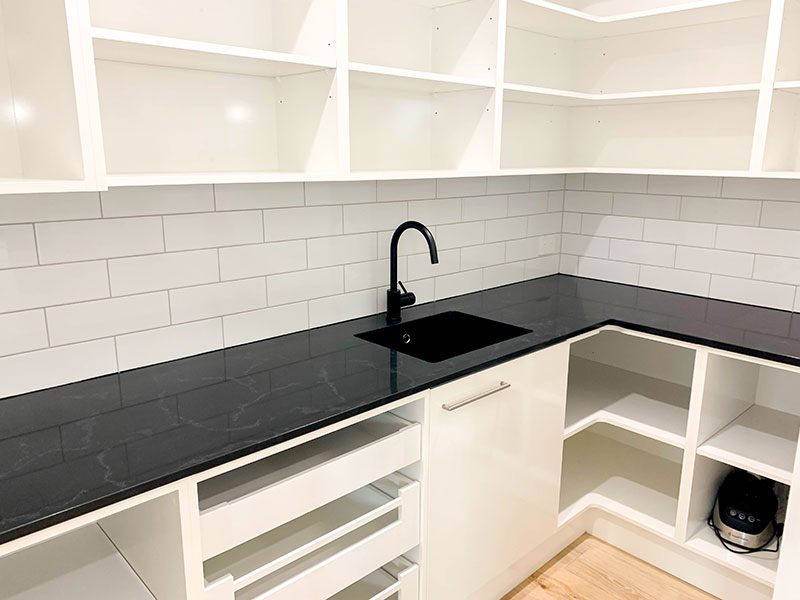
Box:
[337, 0, 351, 176]
[491, 0, 508, 170]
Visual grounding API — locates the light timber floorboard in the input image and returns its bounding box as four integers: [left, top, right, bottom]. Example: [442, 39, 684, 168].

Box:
[502, 534, 718, 600]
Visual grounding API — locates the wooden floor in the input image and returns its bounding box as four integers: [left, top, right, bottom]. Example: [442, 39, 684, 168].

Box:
[502, 534, 718, 600]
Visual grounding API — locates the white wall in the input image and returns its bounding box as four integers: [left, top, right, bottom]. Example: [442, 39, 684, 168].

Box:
[0, 175, 564, 397]
[561, 174, 800, 311]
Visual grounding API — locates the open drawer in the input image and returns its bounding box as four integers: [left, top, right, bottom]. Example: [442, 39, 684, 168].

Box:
[198, 412, 421, 559]
[203, 473, 420, 600]
[329, 556, 419, 600]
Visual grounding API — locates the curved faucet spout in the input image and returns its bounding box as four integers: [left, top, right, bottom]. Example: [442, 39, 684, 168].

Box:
[387, 221, 438, 324]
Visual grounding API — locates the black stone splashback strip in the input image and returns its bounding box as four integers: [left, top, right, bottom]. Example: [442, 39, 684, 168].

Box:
[2, 274, 800, 545]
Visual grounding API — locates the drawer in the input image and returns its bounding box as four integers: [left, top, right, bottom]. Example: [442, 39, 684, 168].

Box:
[199, 412, 421, 559]
[203, 473, 420, 600]
[329, 556, 419, 600]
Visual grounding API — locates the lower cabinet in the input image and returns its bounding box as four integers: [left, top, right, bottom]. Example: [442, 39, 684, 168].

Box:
[425, 344, 570, 600]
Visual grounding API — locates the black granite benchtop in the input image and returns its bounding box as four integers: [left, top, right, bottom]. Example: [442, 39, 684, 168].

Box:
[3, 274, 800, 545]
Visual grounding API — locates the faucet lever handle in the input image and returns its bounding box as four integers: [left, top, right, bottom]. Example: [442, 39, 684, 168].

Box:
[398, 280, 409, 294]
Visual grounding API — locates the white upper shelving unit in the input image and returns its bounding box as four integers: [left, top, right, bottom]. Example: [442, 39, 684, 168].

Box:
[5, 0, 800, 193]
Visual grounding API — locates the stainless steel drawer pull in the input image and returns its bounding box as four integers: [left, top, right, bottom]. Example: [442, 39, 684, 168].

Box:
[442, 381, 511, 411]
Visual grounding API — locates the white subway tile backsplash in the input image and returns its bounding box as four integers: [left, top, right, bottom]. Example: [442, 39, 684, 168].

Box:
[564, 191, 612, 214]
[306, 181, 376, 205]
[462, 195, 507, 221]
[507, 235, 560, 261]
[508, 192, 548, 216]
[760, 201, 800, 230]
[37, 217, 164, 263]
[529, 174, 566, 192]
[170, 279, 266, 324]
[214, 183, 304, 210]
[609, 239, 675, 267]
[560, 253, 578, 275]
[562, 213, 581, 234]
[716, 225, 800, 258]
[109, 249, 219, 296]
[577, 257, 639, 285]
[101, 186, 214, 217]
[437, 177, 487, 198]
[47, 293, 170, 345]
[643, 219, 715, 247]
[753, 255, 800, 286]
[435, 221, 485, 249]
[344, 202, 407, 234]
[265, 206, 341, 241]
[710, 275, 796, 311]
[219, 240, 306, 280]
[647, 175, 722, 197]
[483, 262, 525, 288]
[434, 269, 483, 300]
[722, 178, 800, 201]
[396, 278, 434, 306]
[639, 266, 710, 296]
[527, 212, 562, 236]
[117, 319, 223, 371]
[309, 289, 377, 327]
[377, 179, 436, 202]
[0, 262, 109, 313]
[547, 191, 565, 212]
[0, 339, 117, 398]
[487, 176, 529, 194]
[674, 247, 754, 278]
[461, 242, 506, 270]
[409, 198, 462, 224]
[166, 211, 262, 250]
[681, 196, 760, 226]
[223, 302, 308, 346]
[561, 234, 609, 258]
[485, 216, 528, 242]
[524, 254, 560, 279]
[308, 233, 377, 268]
[564, 174, 584, 191]
[612, 193, 679, 219]
[267, 266, 343, 305]
[0, 310, 48, 357]
[407, 248, 460, 280]
[584, 174, 648, 193]
[0, 192, 101, 224]
[345, 258, 405, 292]
[581, 214, 643, 240]
[0, 225, 37, 269]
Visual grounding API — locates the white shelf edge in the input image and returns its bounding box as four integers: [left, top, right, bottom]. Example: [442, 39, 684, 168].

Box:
[504, 82, 761, 105]
[517, 0, 754, 24]
[349, 62, 495, 90]
[685, 527, 778, 586]
[775, 80, 800, 92]
[558, 493, 677, 540]
[695, 444, 793, 485]
[564, 413, 686, 448]
[91, 27, 336, 71]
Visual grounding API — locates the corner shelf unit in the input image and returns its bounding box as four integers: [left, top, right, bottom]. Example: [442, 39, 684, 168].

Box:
[8, 0, 800, 193]
[559, 328, 800, 590]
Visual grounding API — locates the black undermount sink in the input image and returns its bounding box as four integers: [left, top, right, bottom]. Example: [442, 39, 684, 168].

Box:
[355, 311, 532, 363]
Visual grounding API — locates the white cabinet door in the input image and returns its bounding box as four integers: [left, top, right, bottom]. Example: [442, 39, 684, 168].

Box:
[425, 344, 569, 600]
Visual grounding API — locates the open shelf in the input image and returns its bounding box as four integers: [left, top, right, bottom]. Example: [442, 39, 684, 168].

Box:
[0, 0, 91, 192]
[565, 357, 691, 447]
[697, 354, 800, 485]
[87, 0, 336, 60]
[505, 0, 768, 94]
[348, 0, 497, 80]
[501, 88, 758, 170]
[203, 477, 405, 592]
[697, 405, 800, 485]
[0, 524, 153, 600]
[683, 455, 784, 586]
[94, 52, 339, 177]
[763, 89, 800, 172]
[349, 71, 495, 173]
[559, 424, 683, 538]
[775, 0, 800, 84]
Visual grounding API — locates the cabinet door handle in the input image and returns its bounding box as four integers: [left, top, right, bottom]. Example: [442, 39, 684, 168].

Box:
[441, 381, 511, 412]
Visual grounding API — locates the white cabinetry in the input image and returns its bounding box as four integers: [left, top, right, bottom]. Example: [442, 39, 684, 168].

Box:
[425, 345, 569, 600]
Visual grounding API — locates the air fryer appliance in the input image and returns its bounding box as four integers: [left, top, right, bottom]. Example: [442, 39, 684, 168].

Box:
[710, 469, 780, 552]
